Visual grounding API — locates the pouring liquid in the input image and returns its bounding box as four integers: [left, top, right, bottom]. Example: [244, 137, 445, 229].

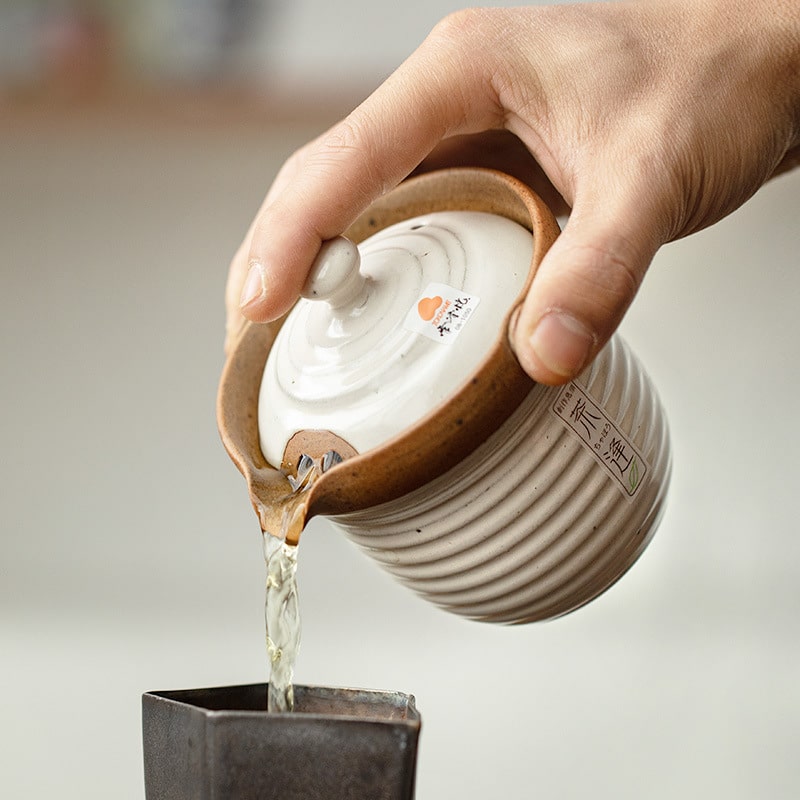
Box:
[263, 533, 300, 713]
[260, 451, 342, 712]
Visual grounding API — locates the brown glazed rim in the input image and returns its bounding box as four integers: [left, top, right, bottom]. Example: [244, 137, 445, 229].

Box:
[216, 168, 562, 529]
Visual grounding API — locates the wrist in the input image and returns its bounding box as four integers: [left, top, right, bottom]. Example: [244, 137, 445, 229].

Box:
[762, 1, 800, 148]
[714, 0, 800, 148]
[778, 3, 800, 148]
[687, 0, 800, 154]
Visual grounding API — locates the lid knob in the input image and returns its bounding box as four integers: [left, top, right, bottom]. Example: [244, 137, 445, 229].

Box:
[300, 237, 365, 309]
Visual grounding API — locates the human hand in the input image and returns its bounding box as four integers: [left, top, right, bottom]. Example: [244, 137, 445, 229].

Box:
[226, 0, 800, 384]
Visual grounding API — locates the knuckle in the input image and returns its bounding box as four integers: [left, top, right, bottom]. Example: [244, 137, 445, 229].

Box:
[310, 115, 389, 203]
[430, 7, 493, 47]
[306, 117, 368, 181]
[423, 9, 508, 129]
[322, 117, 366, 159]
[280, 144, 310, 179]
[598, 246, 641, 304]
[560, 241, 643, 321]
[427, 8, 506, 77]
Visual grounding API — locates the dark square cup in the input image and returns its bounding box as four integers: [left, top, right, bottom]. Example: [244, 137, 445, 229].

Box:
[142, 683, 421, 800]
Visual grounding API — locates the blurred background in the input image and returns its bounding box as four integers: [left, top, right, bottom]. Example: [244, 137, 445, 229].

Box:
[2, 1, 799, 798]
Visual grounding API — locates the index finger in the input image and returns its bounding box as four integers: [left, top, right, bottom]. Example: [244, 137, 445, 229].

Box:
[239, 14, 505, 322]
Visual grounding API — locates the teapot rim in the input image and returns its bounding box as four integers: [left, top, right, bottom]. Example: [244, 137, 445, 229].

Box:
[216, 167, 561, 539]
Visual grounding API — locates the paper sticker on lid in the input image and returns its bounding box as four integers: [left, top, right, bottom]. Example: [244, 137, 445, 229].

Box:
[403, 282, 481, 344]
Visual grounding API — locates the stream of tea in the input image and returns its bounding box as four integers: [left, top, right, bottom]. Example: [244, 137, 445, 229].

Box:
[261, 451, 341, 712]
[263, 533, 300, 713]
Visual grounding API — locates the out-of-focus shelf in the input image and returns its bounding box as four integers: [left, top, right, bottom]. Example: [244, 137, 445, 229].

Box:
[1, 79, 369, 133]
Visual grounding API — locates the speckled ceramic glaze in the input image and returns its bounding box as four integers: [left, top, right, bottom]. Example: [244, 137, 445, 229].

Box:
[259, 210, 534, 466]
[218, 169, 671, 623]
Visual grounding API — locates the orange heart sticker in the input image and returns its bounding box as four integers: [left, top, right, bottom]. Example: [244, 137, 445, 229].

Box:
[417, 296, 443, 321]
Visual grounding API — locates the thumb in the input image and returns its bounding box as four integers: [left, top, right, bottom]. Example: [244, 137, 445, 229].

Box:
[511, 190, 664, 385]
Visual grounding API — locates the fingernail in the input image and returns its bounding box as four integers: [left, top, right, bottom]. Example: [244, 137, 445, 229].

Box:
[240, 262, 266, 309]
[528, 311, 595, 378]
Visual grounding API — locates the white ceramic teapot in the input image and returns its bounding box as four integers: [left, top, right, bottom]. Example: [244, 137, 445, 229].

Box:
[218, 169, 671, 624]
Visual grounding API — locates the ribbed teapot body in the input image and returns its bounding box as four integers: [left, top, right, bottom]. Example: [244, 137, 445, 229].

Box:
[331, 334, 671, 624]
[218, 170, 672, 623]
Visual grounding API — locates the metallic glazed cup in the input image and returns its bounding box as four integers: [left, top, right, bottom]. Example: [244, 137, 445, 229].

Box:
[142, 684, 421, 800]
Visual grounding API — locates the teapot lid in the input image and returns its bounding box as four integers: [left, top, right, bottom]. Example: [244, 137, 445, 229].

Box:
[259, 209, 534, 469]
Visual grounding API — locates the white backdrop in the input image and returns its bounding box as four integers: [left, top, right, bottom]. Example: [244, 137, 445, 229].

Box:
[2, 3, 800, 798]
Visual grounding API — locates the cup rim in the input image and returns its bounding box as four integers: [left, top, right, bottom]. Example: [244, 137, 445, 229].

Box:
[143, 683, 421, 727]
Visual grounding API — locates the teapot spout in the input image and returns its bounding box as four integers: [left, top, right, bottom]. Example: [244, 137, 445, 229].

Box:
[248, 448, 352, 546]
[246, 467, 305, 544]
